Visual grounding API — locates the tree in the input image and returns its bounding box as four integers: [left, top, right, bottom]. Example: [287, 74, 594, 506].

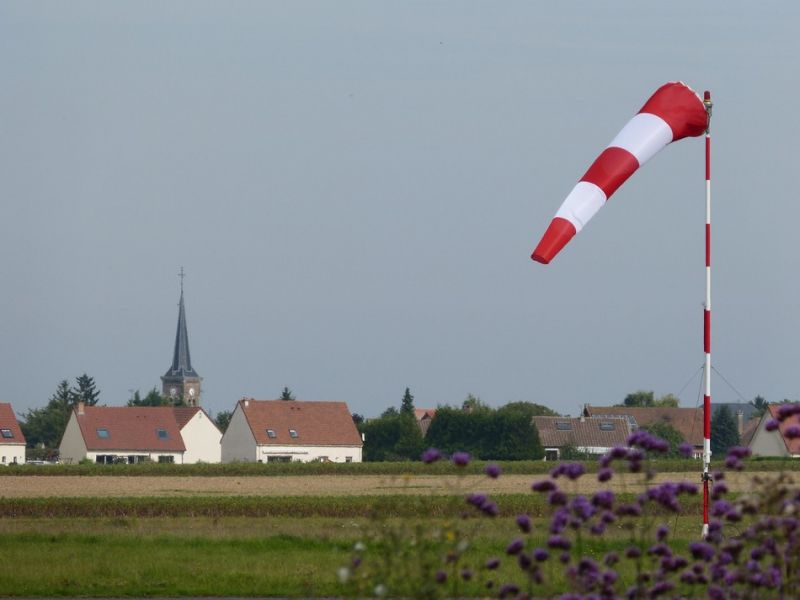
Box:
[20, 380, 76, 449]
[462, 394, 489, 413]
[214, 410, 232, 433]
[73, 374, 100, 406]
[498, 401, 559, 419]
[750, 395, 768, 418]
[619, 390, 680, 408]
[361, 413, 424, 461]
[381, 406, 399, 418]
[400, 388, 415, 417]
[711, 405, 740, 456]
[640, 422, 686, 457]
[351, 413, 364, 426]
[127, 387, 179, 407]
[280, 387, 295, 401]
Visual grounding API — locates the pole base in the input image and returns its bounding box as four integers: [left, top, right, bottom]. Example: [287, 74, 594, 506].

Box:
[701, 523, 709, 539]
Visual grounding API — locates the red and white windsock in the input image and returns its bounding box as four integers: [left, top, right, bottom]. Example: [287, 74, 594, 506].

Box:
[531, 82, 709, 264]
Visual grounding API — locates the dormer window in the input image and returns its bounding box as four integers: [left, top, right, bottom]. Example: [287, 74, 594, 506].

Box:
[156, 428, 169, 440]
[289, 429, 299, 438]
[266, 429, 277, 438]
[599, 422, 615, 431]
[96, 428, 109, 439]
[1, 428, 13, 439]
[555, 421, 572, 431]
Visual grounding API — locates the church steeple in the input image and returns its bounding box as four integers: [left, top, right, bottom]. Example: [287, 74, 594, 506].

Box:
[161, 268, 202, 406]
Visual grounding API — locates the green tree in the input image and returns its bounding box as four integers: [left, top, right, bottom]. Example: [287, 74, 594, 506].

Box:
[380, 406, 399, 418]
[462, 394, 489, 413]
[351, 413, 364, 426]
[73, 374, 100, 406]
[711, 405, 741, 456]
[400, 387, 415, 417]
[20, 380, 76, 449]
[498, 401, 559, 419]
[214, 410, 232, 433]
[127, 387, 180, 407]
[280, 387, 295, 401]
[750, 395, 768, 418]
[640, 422, 686, 457]
[654, 394, 680, 408]
[621, 390, 655, 407]
[361, 413, 424, 461]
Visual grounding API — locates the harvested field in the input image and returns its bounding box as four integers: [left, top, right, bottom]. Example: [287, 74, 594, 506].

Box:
[0, 471, 786, 498]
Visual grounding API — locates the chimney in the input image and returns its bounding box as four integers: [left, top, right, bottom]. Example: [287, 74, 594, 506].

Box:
[244, 399, 249, 408]
[736, 409, 744, 437]
[77, 401, 85, 416]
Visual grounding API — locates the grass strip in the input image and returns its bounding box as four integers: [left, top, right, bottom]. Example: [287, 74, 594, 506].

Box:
[0, 493, 706, 519]
[3, 457, 798, 477]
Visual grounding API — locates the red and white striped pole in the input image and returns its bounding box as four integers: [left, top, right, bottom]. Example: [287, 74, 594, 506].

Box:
[702, 90, 713, 539]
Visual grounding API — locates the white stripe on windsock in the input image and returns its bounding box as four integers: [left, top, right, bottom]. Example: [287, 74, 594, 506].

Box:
[607, 113, 674, 166]
[554, 182, 606, 233]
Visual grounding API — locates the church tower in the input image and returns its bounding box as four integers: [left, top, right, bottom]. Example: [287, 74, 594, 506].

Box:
[161, 268, 202, 406]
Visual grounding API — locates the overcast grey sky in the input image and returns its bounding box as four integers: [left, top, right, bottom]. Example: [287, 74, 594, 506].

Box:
[2, 2, 798, 419]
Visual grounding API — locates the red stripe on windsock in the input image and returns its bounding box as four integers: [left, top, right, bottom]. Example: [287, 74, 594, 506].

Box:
[704, 310, 710, 354]
[580, 147, 640, 199]
[638, 82, 708, 141]
[531, 217, 576, 264]
[704, 395, 711, 438]
[705, 136, 711, 181]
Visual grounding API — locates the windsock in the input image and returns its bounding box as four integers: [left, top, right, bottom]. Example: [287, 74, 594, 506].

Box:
[531, 82, 708, 264]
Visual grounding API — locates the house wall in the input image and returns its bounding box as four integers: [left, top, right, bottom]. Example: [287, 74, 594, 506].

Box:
[85, 450, 184, 464]
[750, 421, 790, 457]
[256, 444, 362, 463]
[221, 405, 257, 463]
[180, 411, 222, 463]
[0, 443, 25, 465]
[58, 413, 89, 464]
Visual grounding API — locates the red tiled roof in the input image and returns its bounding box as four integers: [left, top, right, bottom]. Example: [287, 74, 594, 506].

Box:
[533, 416, 630, 448]
[585, 406, 705, 447]
[766, 405, 800, 455]
[0, 403, 25, 444]
[415, 408, 436, 421]
[172, 407, 201, 429]
[74, 406, 186, 452]
[239, 399, 362, 447]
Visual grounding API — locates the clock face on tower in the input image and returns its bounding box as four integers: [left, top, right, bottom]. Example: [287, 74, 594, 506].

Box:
[169, 388, 178, 398]
[188, 388, 195, 397]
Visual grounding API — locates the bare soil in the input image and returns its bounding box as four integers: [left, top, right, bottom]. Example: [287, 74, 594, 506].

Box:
[0, 471, 783, 498]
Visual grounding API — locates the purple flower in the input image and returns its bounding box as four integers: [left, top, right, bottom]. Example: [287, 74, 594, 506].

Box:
[548, 490, 568, 506]
[597, 467, 613, 482]
[689, 541, 715, 561]
[600, 510, 616, 524]
[451, 451, 470, 467]
[765, 419, 780, 432]
[724, 455, 744, 470]
[656, 524, 669, 541]
[485, 557, 500, 570]
[481, 501, 500, 517]
[498, 583, 519, 598]
[466, 493, 487, 507]
[564, 462, 585, 480]
[506, 538, 524, 555]
[435, 570, 447, 584]
[649, 581, 674, 597]
[625, 546, 642, 559]
[570, 495, 595, 520]
[727, 446, 751, 459]
[547, 535, 571, 550]
[484, 463, 501, 478]
[711, 482, 729, 499]
[777, 403, 800, 421]
[678, 442, 694, 458]
[421, 448, 442, 464]
[531, 479, 556, 493]
[533, 548, 549, 562]
[515, 514, 532, 533]
[711, 500, 732, 517]
[785, 425, 800, 439]
[604, 552, 619, 566]
[517, 552, 531, 570]
[460, 568, 473, 581]
[591, 490, 615, 509]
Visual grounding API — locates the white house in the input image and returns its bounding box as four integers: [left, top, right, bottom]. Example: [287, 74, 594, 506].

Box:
[0, 402, 26, 465]
[59, 403, 221, 464]
[749, 404, 800, 458]
[222, 398, 363, 463]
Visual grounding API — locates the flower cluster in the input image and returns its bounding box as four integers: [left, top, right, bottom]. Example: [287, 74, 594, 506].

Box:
[341, 402, 800, 599]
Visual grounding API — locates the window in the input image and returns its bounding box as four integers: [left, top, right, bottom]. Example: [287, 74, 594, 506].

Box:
[266, 429, 277, 438]
[158, 455, 175, 464]
[289, 429, 299, 438]
[156, 428, 169, 440]
[96, 428, 109, 439]
[555, 421, 572, 431]
[345, 456, 353, 463]
[599, 422, 615, 431]
[267, 456, 291, 463]
[2, 456, 5, 463]
[0, 428, 13, 439]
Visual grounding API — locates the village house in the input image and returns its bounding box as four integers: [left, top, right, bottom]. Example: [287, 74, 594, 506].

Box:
[221, 398, 363, 463]
[59, 403, 221, 464]
[749, 404, 800, 458]
[414, 408, 436, 436]
[0, 402, 26, 465]
[584, 405, 705, 458]
[533, 415, 631, 461]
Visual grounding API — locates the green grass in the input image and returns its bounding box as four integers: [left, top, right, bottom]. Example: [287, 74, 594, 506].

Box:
[4, 456, 799, 477]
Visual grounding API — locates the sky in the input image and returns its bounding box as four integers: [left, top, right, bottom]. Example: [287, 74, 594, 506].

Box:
[1, 2, 798, 420]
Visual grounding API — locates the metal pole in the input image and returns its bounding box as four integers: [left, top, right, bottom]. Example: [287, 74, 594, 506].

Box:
[702, 90, 713, 539]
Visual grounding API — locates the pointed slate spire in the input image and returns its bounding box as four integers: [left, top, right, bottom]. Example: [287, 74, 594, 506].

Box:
[165, 290, 198, 378]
